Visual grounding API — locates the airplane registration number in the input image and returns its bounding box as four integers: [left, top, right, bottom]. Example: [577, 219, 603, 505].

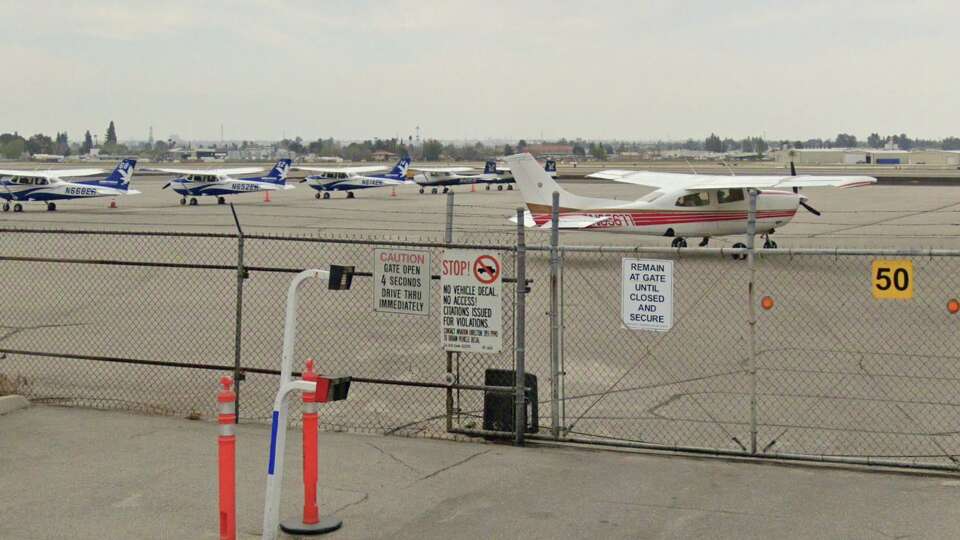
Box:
[65, 186, 97, 196]
[233, 184, 260, 192]
[585, 213, 631, 228]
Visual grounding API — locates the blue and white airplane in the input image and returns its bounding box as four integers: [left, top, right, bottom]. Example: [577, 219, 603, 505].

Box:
[295, 156, 413, 199]
[478, 158, 558, 191]
[156, 159, 294, 206]
[0, 159, 139, 212]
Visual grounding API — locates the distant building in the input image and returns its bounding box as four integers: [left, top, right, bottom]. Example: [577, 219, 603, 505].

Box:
[771, 148, 960, 166]
[370, 150, 399, 161]
[525, 144, 574, 158]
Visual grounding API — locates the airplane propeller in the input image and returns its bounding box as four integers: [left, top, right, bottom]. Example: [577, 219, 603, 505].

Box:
[790, 161, 799, 193]
[799, 200, 821, 216]
[161, 182, 170, 189]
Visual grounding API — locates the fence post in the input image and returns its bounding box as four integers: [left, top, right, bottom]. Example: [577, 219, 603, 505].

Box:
[746, 189, 758, 454]
[549, 191, 561, 439]
[515, 207, 527, 446]
[445, 191, 454, 433]
[231, 204, 246, 422]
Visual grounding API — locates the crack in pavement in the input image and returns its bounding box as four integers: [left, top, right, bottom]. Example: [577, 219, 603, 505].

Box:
[599, 500, 791, 519]
[418, 449, 491, 482]
[365, 441, 421, 475]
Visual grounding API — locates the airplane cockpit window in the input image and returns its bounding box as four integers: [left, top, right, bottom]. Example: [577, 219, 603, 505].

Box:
[36, 178, 48, 185]
[675, 192, 710, 207]
[717, 188, 745, 204]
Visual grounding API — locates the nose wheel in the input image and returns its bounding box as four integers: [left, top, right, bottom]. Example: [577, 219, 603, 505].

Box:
[179, 198, 186, 206]
[217, 196, 226, 205]
[13, 203, 23, 212]
[671, 237, 687, 248]
[762, 234, 778, 249]
[442, 187, 449, 194]
[2, 202, 9, 212]
[189, 197, 198, 206]
[497, 185, 503, 191]
[46, 202, 57, 212]
[419, 188, 425, 194]
[346, 192, 355, 199]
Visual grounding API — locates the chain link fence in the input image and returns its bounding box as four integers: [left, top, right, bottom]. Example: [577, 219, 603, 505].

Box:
[3, 220, 960, 470]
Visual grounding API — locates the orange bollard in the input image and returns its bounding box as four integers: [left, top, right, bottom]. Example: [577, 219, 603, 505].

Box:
[218, 377, 237, 540]
[109, 199, 117, 209]
[280, 359, 342, 535]
[263, 190, 272, 203]
[470, 182, 476, 193]
[390, 186, 396, 197]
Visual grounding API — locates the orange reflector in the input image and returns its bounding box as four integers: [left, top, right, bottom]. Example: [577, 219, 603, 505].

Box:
[948, 299, 960, 314]
[760, 296, 774, 310]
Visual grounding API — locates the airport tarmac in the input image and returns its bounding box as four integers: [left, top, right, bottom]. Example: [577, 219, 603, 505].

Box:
[3, 169, 960, 467]
[2, 173, 960, 249]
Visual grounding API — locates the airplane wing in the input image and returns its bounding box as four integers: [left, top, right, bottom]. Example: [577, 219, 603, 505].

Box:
[589, 170, 876, 190]
[148, 167, 266, 176]
[0, 168, 105, 178]
[294, 165, 388, 174]
[410, 166, 476, 173]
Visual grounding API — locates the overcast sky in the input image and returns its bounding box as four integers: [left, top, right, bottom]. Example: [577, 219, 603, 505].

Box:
[3, 0, 958, 142]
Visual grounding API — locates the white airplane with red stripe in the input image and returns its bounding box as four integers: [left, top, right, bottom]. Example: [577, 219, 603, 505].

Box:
[505, 153, 876, 248]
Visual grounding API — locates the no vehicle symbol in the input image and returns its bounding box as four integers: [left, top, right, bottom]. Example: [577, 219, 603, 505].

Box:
[473, 255, 501, 284]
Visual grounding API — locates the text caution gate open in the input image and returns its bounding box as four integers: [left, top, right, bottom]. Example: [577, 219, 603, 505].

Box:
[441, 249, 503, 353]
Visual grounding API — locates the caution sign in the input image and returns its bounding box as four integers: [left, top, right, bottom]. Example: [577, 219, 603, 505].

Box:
[872, 259, 913, 300]
[374, 248, 431, 316]
[441, 249, 502, 353]
[621, 258, 674, 331]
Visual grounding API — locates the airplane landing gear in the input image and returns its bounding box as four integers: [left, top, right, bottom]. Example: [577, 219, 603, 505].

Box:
[13, 203, 23, 212]
[2, 202, 9, 212]
[485, 185, 491, 191]
[419, 188, 425, 194]
[671, 237, 687, 248]
[189, 197, 198, 206]
[497, 185, 503, 191]
[323, 192, 331, 200]
[46, 202, 57, 212]
[762, 233, 778, 249]
[179, 198, 186, 206]
[442, 187, 449, 194]
[731, 242, 748, 261]
[698, 237, 710, 247]
[346, 192, 355, 199]
[217, 196, 226, 205]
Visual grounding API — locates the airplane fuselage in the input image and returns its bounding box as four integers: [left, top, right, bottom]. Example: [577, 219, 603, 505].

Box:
[0, 177, 129, 201]
[170, 177, 282, 197]
[306, 173, 404, 192]
[526, 189, 800, 237]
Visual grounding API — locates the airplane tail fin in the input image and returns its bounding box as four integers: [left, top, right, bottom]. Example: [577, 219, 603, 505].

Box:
[100, 159, 137, 189]
[505, 153, 593, 213]
[388, 156, 411, 177]
[483, 160, 497, 174]
[261, 159, 292, 184]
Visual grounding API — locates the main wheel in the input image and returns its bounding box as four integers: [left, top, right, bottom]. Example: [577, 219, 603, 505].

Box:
[217, 196, 226, 205]
[346, 192, 355, 199]
[442, 187, 449, 194]
[763, 239, 778, 249]
[497, 185, 503, 191]
[179, 198, 186, 206]
[189, 198, 198, 206]
[732, 242, 748, 261]
[671, 237, 687, 248]
[323, 192, 331, 200]
[2, 203, 9, 212]
[46, 202, 56, 212]
[13, 203, 23, 212]
[419, 188, 425, 194]
[485, 185, 491, 191]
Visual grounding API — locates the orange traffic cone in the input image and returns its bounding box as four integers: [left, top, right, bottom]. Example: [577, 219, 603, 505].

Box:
[109, 199, 117, 208]
[390, 186, 397, 197]
[264, 190, 271, 203]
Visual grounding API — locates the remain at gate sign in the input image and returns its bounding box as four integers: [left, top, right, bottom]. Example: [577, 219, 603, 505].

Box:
[621, 258, 674, 332]
[374, 248, 431, 316]
[441, 249, 503, 353]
